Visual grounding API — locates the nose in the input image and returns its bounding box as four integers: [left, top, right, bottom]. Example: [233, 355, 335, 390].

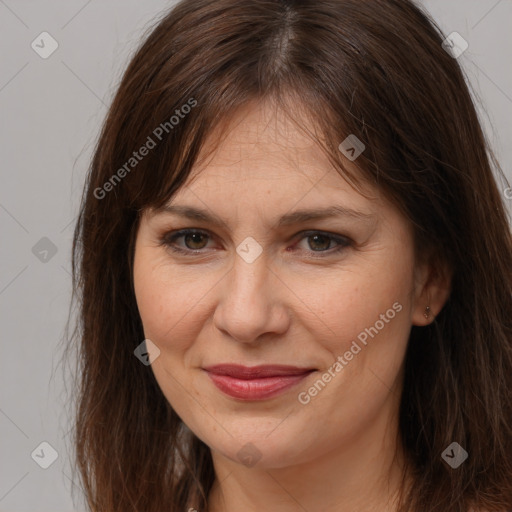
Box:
[212, 253, 291, 344]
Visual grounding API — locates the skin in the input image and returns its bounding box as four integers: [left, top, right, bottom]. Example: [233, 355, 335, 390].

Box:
[133, 99, 451, 512]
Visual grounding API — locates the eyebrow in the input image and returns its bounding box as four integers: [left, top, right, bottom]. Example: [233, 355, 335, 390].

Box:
[154, 204, 376, 228]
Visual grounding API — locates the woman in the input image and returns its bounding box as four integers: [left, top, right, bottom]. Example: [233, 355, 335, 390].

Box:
[66, 0, 512, 510]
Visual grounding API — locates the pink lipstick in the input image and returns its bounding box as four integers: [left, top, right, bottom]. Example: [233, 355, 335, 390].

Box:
[203, 364, 315, 400]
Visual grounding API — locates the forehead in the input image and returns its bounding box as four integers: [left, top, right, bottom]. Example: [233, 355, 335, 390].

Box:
[143, 99, 407, 236]
[144, 96, 412, 240]
[183, 100, 375, 201]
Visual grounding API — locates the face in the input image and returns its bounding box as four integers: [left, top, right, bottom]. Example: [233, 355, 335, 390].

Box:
[133, 100, 438, 470]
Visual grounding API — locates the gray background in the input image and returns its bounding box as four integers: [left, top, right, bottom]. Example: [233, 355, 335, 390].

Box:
[1, 1, 511, 511]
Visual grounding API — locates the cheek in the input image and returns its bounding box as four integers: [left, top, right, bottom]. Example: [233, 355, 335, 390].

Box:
[132, 249, 211, 411]
[134, 236, 415, 353]
[132, 248, 208, 352]
[315, 255, 414, 347]
[303, 246, 415, 409]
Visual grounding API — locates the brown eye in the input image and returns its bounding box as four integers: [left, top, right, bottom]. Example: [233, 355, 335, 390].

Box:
[161, 229, 351, 258]
[295, 231, 351, 257]
[161, 229, 213, 254]
[182, 232, 209, 250]
[306, 234, 333, 251]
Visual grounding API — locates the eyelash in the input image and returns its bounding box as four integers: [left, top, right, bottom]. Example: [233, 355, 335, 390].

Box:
[159, 229, 352, 258]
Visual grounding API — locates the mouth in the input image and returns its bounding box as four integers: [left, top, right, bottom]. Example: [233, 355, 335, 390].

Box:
[202, 364, 316, 401]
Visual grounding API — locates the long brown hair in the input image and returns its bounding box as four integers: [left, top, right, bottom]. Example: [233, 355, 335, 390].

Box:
[64, 0, 512, 510]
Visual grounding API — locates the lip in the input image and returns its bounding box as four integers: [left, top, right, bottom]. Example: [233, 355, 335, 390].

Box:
[203, 364, 316, 400]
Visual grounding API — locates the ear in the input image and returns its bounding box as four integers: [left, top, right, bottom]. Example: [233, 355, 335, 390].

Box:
[411, 255, 452, 326]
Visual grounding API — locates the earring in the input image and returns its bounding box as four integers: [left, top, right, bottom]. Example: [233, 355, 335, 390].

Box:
[424, 305, 431, 319]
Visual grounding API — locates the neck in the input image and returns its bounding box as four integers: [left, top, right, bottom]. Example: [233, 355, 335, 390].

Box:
[207, 401, 408, 512]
